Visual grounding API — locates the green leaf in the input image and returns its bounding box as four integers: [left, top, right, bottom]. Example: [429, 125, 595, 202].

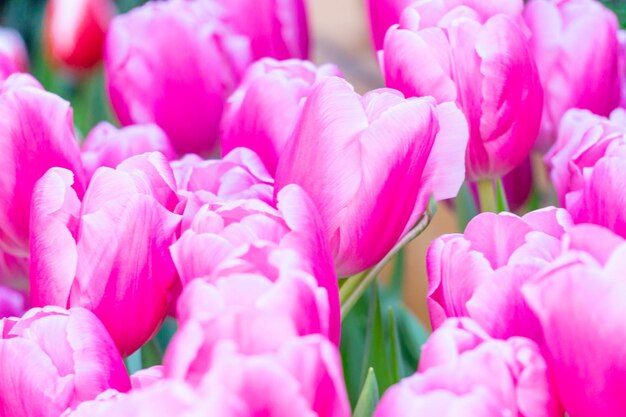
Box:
[495, 177, 510, 213]
[124, 349, 142, 375]
[353, 368, 380, 417]
[454, 182, 477, 231]
[387, 307, 403, 383]
[154, 317, 178, 353]
[140, 339, 163, 369]
[396, 306, 429, 370]
[361, 283, 393, 393]
[340, 289, 370, 406]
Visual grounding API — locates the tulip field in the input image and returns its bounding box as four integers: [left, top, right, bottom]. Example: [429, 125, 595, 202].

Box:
[1, 0, 626, 416]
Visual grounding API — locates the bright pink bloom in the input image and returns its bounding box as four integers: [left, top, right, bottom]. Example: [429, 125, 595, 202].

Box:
[0, 306, 130, 416]
[0, 27, 28, 79]
[375, 318, 560, 417]
[275, 76, 468, 276]
[524, 226, 626, 417]
[29, 152, 181, 356]
[524, 0, 620, 151]
[44, 0, 115, 70]
[82, 121, 176, 181]
[427, 208, 572, 342]
[105, 0, 251, 154]
[0, 73, 85, 258]
[218, 0, 309, 60]
[382, 7, 542, 180]
[221, 58, 341, 174]
[170, 184, 340, 343]
[546, 108, 626, 237]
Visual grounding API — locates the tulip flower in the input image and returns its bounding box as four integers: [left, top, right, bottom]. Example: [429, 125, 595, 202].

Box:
[0, 27, 28, 79]
[105, 0, 252, 155]
[82, 122, 176, 181]
[275, 76, 469, 276]
[375, 318, 560, 417]
[427, 208, 572, 342]
[170, 184, 341, 343]
[367, 0, 523, 51]
[218, 0, 309, 60]
[221, 59, 341, 174]
[29, 152, 181, 356]
[524, 0, 620, 151]
[547, 109, 626, 237]
[44, 0, 115, 70]
[524, 227, 626, 417]
[382, 6, 542, 181]
[0, 306, 130, 417]
[0, 285, 25, 318]
[0, 73, 85, 258]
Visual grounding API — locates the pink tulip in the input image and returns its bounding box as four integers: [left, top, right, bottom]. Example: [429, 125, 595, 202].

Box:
[427, 208, 572, 342]
[164, 274, 330, 380]
[218, 0, 309, 60]
[0, 73, 85, 258]
[0, 306, 130, 417]
[44, 0, 116, 70]
[382, 7, 542, 180]
[131, 366, 165, 390]
[524, 226, 626, 417]
[524, 0, 620, 151]
[221, 58, 341, 174]
[82, 121, 176, 181]
[368, 0, 523, 51]
[275, 76, 468, 276]
[375, 318, 560, 417]
[170, 184, 340, 343]
[105, 0, 251, 155]
[0, 27, 28, 79]
[0, 285, 25, 318]
[546, 108, 626, 237]
[29, 152, 181, 356]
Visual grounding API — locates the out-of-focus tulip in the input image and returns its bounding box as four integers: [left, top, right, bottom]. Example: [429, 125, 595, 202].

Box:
[218, 0, 309, 60]
[0, 27, 28, 79]
[427, 208, 572, 342]
[275, 76, 469, 276]
[105, 0, 251, 155]
[524, 228, 626, 417]
[82, 121, 176, 181]
[29, 153, 181, 356]
[0, 306, 130, 417]
[221, 59, 341, 174]
[382, 7, 542, 180]
[547, 108, 626, 237]
[130, 366, 165, 390]
[44, 0, 115, 70]
[170, 184, 341, 343]
[367, 0, 523, 51]
[375, 318, 560, 417]
[524, 0, 620, 151]
[0, 73, 85, 258]
[0, 285, 25, 318]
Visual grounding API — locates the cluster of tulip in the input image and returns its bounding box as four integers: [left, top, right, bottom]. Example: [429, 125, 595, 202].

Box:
[0, 0, 625, 415]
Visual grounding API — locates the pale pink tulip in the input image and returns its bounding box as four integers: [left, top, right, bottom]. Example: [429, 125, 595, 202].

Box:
[221, 58, 341, 174]
[375, 318, 560, 417]
[0, 73, 85, 258]
[382, 7, 542, 180]
[0, 27, 28, 79]
[275, 76, 468, 276]
[82, 121, 176, 181]
[105, 0, 251, 154]
[29, 152, 181, 356]
[524, 0, 620, 151]
[0, 306, 130, 417]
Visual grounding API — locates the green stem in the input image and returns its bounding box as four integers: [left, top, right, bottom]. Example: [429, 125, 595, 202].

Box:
[477, 179, 496, 213]
[339, 204, 437, 320]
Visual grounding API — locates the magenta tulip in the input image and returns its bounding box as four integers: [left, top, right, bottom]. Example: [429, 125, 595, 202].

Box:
[382, 6, 542, 180]
[427, 208, 572, 342]
[547, 108, 626, 237]
[375, 318, 560, 417]
[29, 152, 181, 356]
[0, 306, 130, 417]
[218, 0, 309, 60]
[275, 76, 468, 276]
[0, 73, 85, 258]
[524, 0, 620, 151]
[221, 58, 341, 174]
[0, 27, 28, 79]
[0, 284, 25, 318]
[105, 0, 251, 155]
[82, 122, 176, 181]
